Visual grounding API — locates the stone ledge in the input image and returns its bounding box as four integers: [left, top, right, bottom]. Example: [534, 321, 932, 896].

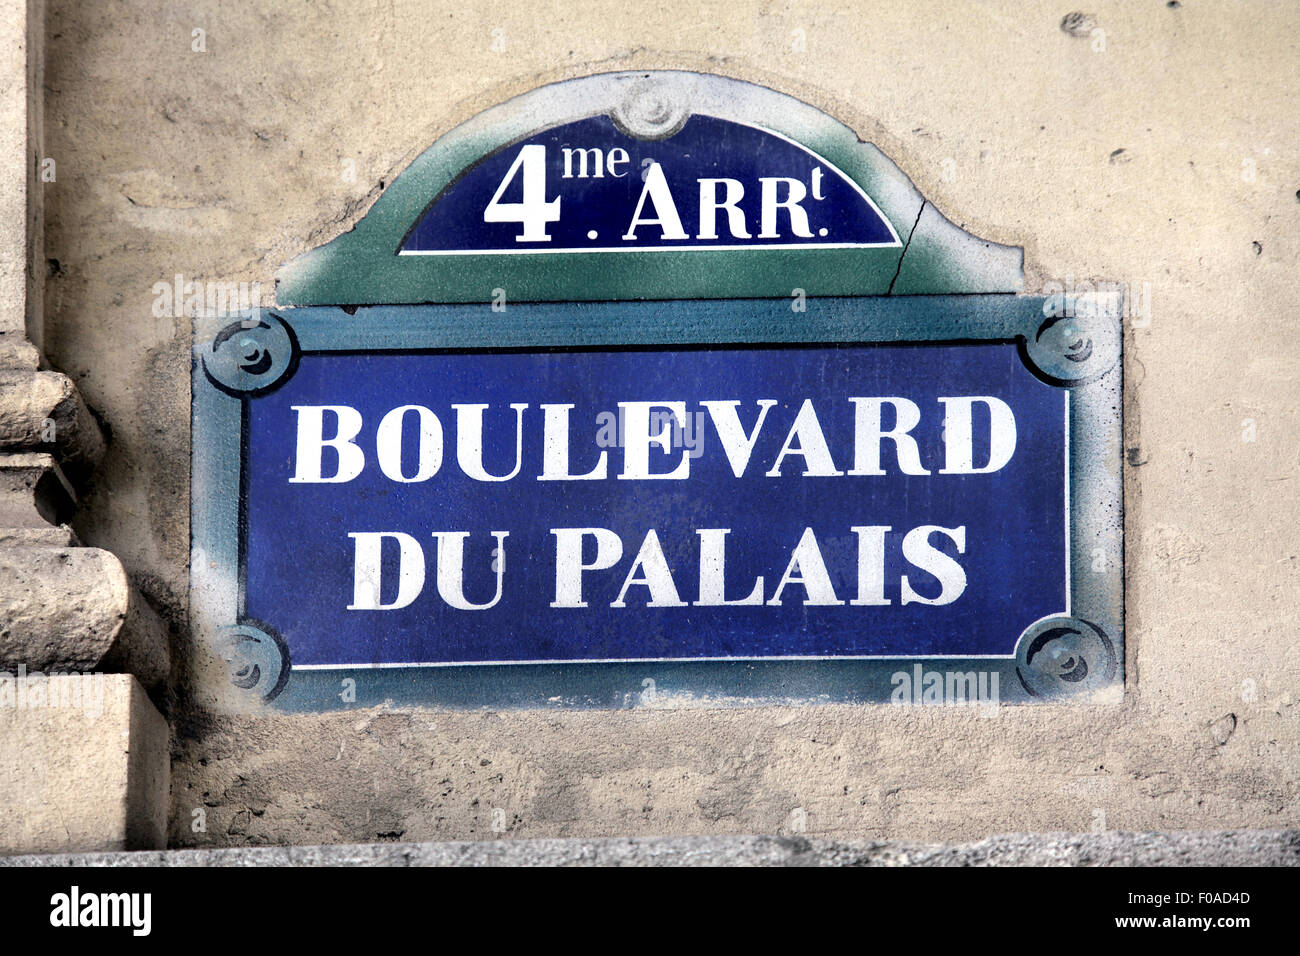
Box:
[0, 545, 170, 691]
[0, 338, 39, 370]
[0, 452, 74, 527]
[2, 830, 1297, 867]
[0, 524, 76, 547]
[0, 368, 106, 479]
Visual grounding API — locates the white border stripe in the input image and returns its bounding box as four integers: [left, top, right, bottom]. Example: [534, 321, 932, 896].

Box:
[1064, 390, 1071, 616]
[294, 653, 1018, 670]
[400, 241, 898, 256]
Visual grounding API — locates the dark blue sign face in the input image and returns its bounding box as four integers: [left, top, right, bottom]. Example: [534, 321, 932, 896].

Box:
[242, 343, 1066, 668]
[400, 115, 900, 254]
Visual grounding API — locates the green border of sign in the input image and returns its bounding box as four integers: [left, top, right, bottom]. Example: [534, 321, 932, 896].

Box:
[276, 71, 1023, 304]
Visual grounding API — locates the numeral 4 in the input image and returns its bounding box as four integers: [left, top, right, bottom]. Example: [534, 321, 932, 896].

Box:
[483, 144, 561, 242]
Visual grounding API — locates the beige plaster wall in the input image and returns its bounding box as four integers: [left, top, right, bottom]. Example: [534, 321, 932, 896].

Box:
[38, 0, 1298, 846]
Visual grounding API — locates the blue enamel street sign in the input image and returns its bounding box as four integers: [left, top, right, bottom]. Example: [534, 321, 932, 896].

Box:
[192, 72, 1123, 710]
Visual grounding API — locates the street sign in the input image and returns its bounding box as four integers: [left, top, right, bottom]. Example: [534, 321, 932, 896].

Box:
[192, 72, 1122, 710]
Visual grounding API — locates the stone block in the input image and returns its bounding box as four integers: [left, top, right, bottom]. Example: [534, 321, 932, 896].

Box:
[0, 452, 73, 528]
[0, 368, 106, 479]
[0, 674, 168, 854]
[0, 545, 170, 692]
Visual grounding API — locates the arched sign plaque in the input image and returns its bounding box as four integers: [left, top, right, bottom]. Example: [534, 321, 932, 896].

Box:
[192, 71, 1122, 710]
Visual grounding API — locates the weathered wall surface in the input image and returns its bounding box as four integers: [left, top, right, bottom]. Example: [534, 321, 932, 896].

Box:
[38, 0, 1297, 847]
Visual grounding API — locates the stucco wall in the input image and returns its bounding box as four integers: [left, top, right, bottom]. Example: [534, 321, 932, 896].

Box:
[38, 0, 1298, 846]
